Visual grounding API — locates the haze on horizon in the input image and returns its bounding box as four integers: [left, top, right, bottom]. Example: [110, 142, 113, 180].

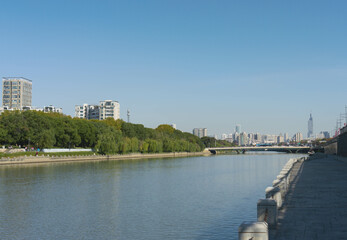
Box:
[1, 0, 346, 137]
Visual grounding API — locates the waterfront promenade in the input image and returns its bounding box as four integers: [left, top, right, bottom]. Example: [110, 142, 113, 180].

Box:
[270, 154, 347, 239]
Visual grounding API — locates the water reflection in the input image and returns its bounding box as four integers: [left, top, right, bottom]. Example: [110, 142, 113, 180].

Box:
[0, 154, 305, 240]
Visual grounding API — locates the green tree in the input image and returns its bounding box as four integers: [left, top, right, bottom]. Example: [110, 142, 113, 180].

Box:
[95, 132, 117, 154]
[130, 137, 139, 153]
[34, 129, 56, 148]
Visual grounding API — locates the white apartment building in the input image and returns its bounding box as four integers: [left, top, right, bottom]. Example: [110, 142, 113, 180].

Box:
[75, 100, 120, 121]
[75, 104, 100, 120]
[192, 128, 207, 138]
[44, 105, 63, 113]
[75, 104, 88, 119]
[99, 100, 120, 120]
[1, 105, 62, 114]
[2, 77, 32, 109]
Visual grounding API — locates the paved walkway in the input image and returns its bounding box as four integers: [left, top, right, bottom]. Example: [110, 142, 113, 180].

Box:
[270, 155, 347, 239]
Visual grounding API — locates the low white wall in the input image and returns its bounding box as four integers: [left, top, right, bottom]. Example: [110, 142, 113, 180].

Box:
[42, 149, 93, 153]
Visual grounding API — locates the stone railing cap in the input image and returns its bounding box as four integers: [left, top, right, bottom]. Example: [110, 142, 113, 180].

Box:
[238, 221, 268, 232]
[257, 198, 277, 206]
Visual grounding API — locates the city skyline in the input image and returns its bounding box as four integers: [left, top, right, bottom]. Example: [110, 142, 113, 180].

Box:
[1, 1, 347, 136]
[1, 76, 331, 138]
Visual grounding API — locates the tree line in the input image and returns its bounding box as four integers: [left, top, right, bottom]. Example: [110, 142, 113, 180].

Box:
[0, 111, 210, 154]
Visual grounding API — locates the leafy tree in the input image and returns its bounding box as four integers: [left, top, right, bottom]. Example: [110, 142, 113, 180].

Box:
[0, 111, 205, 153]
[130, 137, 139, 153]
[156, 124, 175, 134]
[95, 132, 117, 154]
[34, 129, 56, 148]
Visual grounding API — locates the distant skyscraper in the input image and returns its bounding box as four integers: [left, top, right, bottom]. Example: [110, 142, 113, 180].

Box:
[235, 124, 241, 134]
[284, 133, 289, 142]
[254, 133, 261, 142]
[277, 134, 284, 144]
[2, 77, 32, 109]
[308, 114, 313, 138]
[239, 132, 248, 146]
[293, 132, 303, 143]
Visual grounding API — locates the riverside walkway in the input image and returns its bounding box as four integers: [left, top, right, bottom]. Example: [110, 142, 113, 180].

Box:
[270, 154, 347, 239]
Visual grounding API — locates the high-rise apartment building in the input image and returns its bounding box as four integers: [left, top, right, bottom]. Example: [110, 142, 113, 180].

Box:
[99, 100, 120, 120]
[2, 77, 32, 109]
[75, 104, 100, 120]
[307, 114, 313, 138]
[192, 128, 207, 138]
[75, 100, 119, 120]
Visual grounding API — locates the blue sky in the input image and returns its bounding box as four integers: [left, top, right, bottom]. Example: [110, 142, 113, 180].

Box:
[1, 0, 347, 137]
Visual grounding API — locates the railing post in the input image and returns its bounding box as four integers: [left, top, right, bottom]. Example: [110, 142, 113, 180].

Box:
[257, 199, 277, 229]
[265, 186, 282, 208]
[238, 221, 268, 240]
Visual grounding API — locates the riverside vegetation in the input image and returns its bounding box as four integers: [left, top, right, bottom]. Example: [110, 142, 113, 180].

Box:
[0, 111, 234, 155]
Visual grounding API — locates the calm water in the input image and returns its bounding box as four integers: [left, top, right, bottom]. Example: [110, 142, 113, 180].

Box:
[0, 153, 304, 240]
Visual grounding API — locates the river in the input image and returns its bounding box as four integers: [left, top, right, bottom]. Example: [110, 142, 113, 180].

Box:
[0, 153, 305, 240]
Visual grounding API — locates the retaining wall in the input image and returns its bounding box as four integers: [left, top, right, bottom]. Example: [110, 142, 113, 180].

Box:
[337, 131, 347, 157]
[324, 140, 337, 155]
[0, 152, 206, 166]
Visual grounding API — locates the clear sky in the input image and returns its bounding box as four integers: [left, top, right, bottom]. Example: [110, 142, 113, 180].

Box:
[1, 0, 347, 137]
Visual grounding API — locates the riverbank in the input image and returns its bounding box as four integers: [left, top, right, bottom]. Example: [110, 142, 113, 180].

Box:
[0, 151, 208, 166]
[238, 153, 347, 239]
[268, 153, 347, 239]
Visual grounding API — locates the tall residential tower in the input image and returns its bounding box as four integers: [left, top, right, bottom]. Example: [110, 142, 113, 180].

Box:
[2, 77, 32, 109]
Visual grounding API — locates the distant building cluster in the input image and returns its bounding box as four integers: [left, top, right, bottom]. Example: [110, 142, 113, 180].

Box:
[75, 100, 120, 120]
[192, 128, 207, 138]
[217, 118, 330, 146]
[0, 77, 334, 140]
[1, 77, 123, 121]
[1, 77, 62, 114]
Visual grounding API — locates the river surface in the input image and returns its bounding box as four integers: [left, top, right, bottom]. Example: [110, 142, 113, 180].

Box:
[0, 153, 304, 240]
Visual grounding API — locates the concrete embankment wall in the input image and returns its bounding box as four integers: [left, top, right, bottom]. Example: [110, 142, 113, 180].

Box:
[324, 125, 347, 157]
[324, 140, 337, 155]
[337, 131, 347, 157]
[0, 152, 206, 166]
